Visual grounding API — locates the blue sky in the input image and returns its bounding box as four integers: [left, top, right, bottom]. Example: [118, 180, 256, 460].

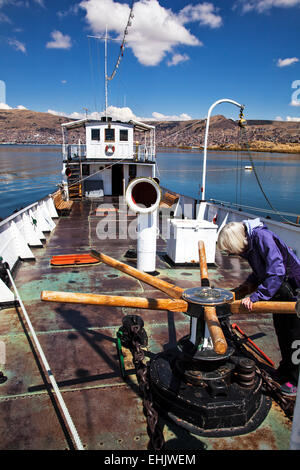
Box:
[0, 0, 300, 122]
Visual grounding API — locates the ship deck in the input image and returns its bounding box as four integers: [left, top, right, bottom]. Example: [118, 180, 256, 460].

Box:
[0, 197, 292, 450]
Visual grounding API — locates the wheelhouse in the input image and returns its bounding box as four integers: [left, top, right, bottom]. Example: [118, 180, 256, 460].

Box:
[61, 116, 156, 199]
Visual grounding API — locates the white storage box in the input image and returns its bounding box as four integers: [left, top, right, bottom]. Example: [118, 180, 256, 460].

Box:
[166, 219, 218, 264]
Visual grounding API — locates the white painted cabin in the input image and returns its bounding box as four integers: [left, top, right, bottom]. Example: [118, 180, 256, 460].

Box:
[61, 117, 156, 198]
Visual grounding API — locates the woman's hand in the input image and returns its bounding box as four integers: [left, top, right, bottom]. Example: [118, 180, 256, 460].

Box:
[242, 297, 253, 311]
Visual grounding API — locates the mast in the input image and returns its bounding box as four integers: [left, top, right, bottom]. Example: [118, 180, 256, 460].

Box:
[105, 25, 108, 117]
[87, 1, 135, 117]
[87, 30, 120, 117]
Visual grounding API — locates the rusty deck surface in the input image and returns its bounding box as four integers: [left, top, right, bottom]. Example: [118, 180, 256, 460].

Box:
[0, 197, 292, 450]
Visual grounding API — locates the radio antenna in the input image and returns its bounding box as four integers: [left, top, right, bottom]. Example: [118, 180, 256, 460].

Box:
[87, 1, 135, 117]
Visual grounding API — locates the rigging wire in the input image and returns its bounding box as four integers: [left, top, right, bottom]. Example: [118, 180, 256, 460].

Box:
[208, 198, 300, 219]
[65, 158, 128, 190]
[88, 37, 98, 113]
[236, 129, 244, 208]
[158, 120, 203, 145]
[235, 134, 239, 207]
[239, 127, 300, 227]
[106, 1, 135, 82]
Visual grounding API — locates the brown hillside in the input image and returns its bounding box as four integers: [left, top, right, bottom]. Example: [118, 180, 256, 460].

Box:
[0, 109, 83, 144]
[1, 108, 300, 153]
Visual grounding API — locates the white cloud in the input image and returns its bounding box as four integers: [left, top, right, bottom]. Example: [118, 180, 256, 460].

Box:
[237, 0, 300, 13]
[0, 12, 11, 23]
[57, 5, 79, 19]
[151, 111, 192, 121]
[178, 2, 222, 28]
[167, 53, 189, 67]
[47, 109, 70, 117]
[286, 115, 300, 121]
[0, 102, 11, 110]
[8, 38, 26, 53]
[47, 105, 139, 122]
[106, 105, 138, 121]
[61, 80, 67, 84]
[46, 30, 72, 50]
[79, 0, 222, 66]
[47, 105, 192, 122]
[275, 115, 283, 120]
[290, 99, 300, 106]
[0, 102, 27, 110]
[0, 0, 44, 22]
[277, 57, 299, 67]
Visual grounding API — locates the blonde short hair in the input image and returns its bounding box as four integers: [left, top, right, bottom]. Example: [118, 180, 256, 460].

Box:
[217, 222, 248, 255]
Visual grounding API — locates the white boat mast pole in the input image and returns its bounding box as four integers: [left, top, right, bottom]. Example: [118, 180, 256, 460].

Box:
[201, 99, 244, 202]
[105, 25, 108, 116]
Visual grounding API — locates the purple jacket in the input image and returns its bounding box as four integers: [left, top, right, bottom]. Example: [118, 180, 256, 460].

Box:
[241, 219, 300, 302]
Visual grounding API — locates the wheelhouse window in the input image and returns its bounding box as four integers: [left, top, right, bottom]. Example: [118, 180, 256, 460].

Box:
[105, 128, 115, 142]
[120, 129, 128, 142]
[91, 128, 100, 141]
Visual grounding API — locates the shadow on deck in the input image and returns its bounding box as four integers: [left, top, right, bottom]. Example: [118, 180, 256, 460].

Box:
[0, 198, 292, 450]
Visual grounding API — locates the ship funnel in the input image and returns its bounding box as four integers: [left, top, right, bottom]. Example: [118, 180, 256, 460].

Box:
[125, 177, 161, 273]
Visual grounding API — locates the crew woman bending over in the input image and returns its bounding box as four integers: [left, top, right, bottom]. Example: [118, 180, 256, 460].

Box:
[217, 218, 300, 396]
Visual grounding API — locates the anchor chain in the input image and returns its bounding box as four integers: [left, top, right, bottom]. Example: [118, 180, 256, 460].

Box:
[118, 315, 165, 451]
[226, 322, 295, 419]
[257, 368, 295, 419]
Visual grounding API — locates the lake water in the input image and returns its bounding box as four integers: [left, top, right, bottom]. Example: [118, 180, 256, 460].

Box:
[0, 145, 61, 220]
[157, 148, 300, 223]
[0, 145, 300, 223]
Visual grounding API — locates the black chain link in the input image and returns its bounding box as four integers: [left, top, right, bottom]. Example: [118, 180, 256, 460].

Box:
[257, 368, 295, 419]
[118, 316, 165, 451]
[119, 314, 295, 449]
[228, 322, 295, 419]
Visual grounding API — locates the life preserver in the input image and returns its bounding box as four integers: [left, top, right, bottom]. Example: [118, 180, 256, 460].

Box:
[105, 144, 115, 155]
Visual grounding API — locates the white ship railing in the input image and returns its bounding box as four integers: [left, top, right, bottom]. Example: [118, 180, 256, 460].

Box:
[0, 193, 58, 305]
[208, 198, 300, 221]
[159, 185, 300, 256]
[200, 201, 300, 257]
[63, 144, 87, 161]
[62, 143, 155, 162]
[136, 144, 155, 162]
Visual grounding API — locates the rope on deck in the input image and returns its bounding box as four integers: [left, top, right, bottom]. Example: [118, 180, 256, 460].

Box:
[6, 269, 84, 451]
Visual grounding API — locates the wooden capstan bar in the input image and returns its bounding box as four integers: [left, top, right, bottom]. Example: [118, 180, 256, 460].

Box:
[41, 239, 298, 438]
[41, 241, 297, 356]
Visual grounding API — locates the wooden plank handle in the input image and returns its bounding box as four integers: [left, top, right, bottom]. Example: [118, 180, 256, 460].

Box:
[198, 241, 209, 286]
[90, 250, 184, 299]
[198, 241, 228, 354]
[230, 300, 296, 314]
[41, 290, 188, 312]
[204, 306, 227, 355]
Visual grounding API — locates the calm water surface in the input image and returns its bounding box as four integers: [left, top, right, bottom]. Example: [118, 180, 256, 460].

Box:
[0, 145, 61, 219]
[0, 145, 300, 222]
[157, 148, 300, 222]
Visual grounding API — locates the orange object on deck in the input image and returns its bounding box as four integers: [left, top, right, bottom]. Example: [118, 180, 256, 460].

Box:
[50, 254, 101, 266]
[231, 323, 275, 367]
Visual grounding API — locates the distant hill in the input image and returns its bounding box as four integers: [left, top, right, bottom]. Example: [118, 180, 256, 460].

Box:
[0, 109, 84, 145]
[1, 109, 300, 153]
[148, 114, 300, 153]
